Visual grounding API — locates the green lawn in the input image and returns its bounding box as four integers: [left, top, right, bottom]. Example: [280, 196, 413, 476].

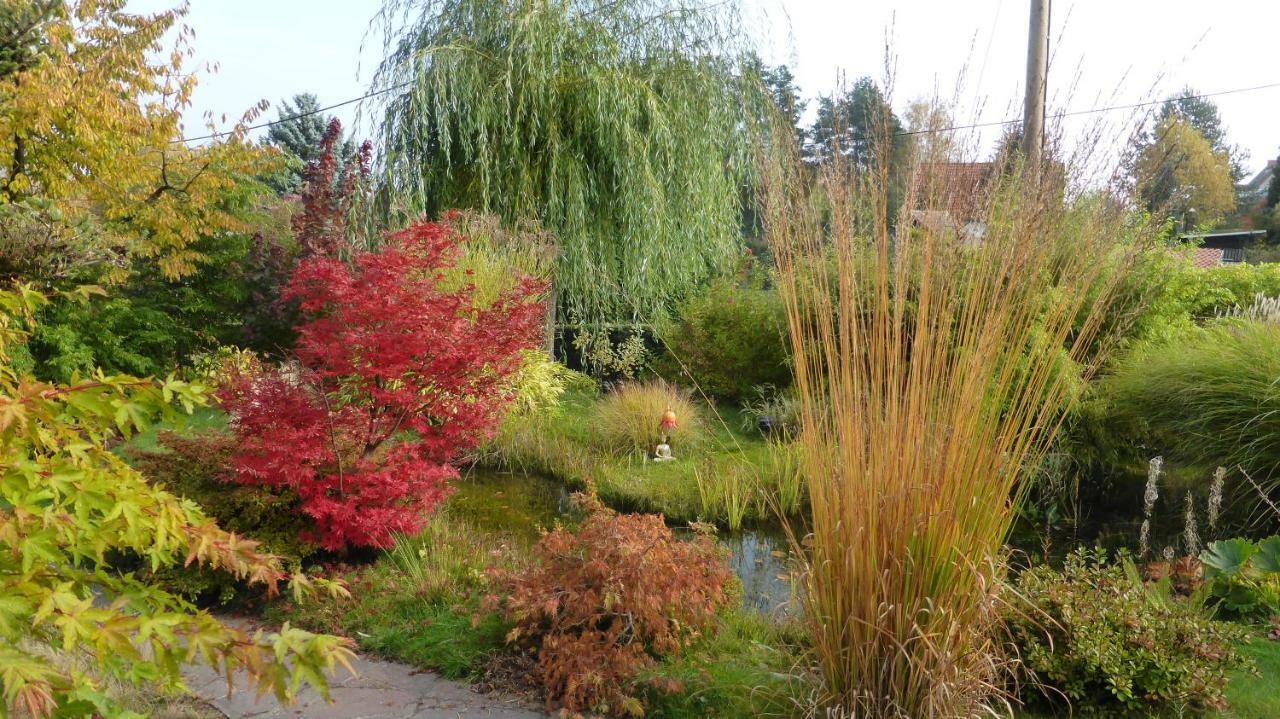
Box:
[116, 405, 227, 454]
[1222, 637, 1280, 719]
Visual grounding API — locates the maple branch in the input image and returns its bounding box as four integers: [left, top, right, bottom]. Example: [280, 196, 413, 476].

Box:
[177, 157, 214, 194]
[313, 382, 345, 493]
[2, 69, 26, 198]
[4, 134, 25, 196]
[366, 406, 410, 457]
[37, 378, 152, 400]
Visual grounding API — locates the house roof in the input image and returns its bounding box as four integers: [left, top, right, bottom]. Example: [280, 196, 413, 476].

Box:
[1191, 247, 1225, 268]
[1182, 230, 1268, 240]
[912, 162, 995, 219]
[1240, 160, 1276, 195]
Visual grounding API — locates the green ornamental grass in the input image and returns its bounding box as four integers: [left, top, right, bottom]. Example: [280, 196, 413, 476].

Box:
[1105, 321, 1280, 486]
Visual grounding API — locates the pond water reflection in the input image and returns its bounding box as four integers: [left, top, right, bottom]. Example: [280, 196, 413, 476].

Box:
[718, 528, 796, 616]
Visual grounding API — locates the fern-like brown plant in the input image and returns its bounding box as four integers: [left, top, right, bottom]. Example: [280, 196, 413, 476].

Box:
[760, 100, 1159, 716]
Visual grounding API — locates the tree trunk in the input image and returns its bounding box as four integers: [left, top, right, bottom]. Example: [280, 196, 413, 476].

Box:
[4, 134, 25, 198]
[544, 283, 557, 359]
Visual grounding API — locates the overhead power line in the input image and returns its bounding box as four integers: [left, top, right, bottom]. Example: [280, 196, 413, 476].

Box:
[174, 78, 1280, 145]
[173, 81, 413, 144]
[893, 80, 1280, 139]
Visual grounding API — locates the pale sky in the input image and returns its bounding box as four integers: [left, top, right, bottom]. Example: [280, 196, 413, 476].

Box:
[129, 0, 1280, 180]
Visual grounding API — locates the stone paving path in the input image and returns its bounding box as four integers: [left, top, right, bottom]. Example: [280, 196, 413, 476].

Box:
[182, 620, 545, 719]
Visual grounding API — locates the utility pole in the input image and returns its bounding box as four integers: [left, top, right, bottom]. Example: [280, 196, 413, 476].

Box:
[1022, 0, 1050, 178]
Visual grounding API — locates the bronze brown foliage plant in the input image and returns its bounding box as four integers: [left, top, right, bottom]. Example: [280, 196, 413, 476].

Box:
[760, 108, 1158, 716]
[489, 494, 731, 716]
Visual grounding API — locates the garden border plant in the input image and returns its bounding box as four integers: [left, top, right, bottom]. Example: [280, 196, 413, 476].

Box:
[1008, 548, 1252, 716]
[762, 101, 1160, 716]
[484, 492, 734, 716]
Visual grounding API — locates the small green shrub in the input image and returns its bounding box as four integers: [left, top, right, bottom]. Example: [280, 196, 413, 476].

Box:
[574, 328, 651, 379]
[501, 349, 595, 421]
[590, 379, 710, 456]
[655, 272, 790, 401]
[1008, 548, 1252, 716]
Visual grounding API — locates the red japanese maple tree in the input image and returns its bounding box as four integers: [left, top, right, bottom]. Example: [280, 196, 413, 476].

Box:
[222, 219, 545, 549]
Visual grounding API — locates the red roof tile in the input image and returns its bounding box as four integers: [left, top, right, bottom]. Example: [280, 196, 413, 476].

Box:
[1192, 247, 1224, 268]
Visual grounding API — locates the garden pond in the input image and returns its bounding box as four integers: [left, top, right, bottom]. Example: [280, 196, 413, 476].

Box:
[450, 465, 1233, 616]
[1010, 461, 1264, 567]
[450, 469, 796, 615]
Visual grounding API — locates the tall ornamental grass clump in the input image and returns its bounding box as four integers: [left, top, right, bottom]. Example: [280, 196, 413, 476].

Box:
[760, 114, 1156, 715]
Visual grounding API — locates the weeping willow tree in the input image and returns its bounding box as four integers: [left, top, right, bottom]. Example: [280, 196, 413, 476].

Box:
[369, 0, 766, 349]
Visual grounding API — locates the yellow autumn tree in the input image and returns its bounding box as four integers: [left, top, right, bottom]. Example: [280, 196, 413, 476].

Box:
[0, 0, 278, 279]
[1133, 116, 1237, 223]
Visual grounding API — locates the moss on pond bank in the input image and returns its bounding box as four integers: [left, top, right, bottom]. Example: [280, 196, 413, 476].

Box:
[448, 469, 573, 541]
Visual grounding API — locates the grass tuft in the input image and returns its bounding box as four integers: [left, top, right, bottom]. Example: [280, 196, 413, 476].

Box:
[590, 379, 711, 457]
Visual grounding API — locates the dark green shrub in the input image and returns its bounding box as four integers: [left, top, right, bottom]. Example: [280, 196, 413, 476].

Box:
[126, 429, 317, 603]
[1008, 548, 1251, 716]
[655, 270, 790, 401]
[29, 230, 284, 383]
